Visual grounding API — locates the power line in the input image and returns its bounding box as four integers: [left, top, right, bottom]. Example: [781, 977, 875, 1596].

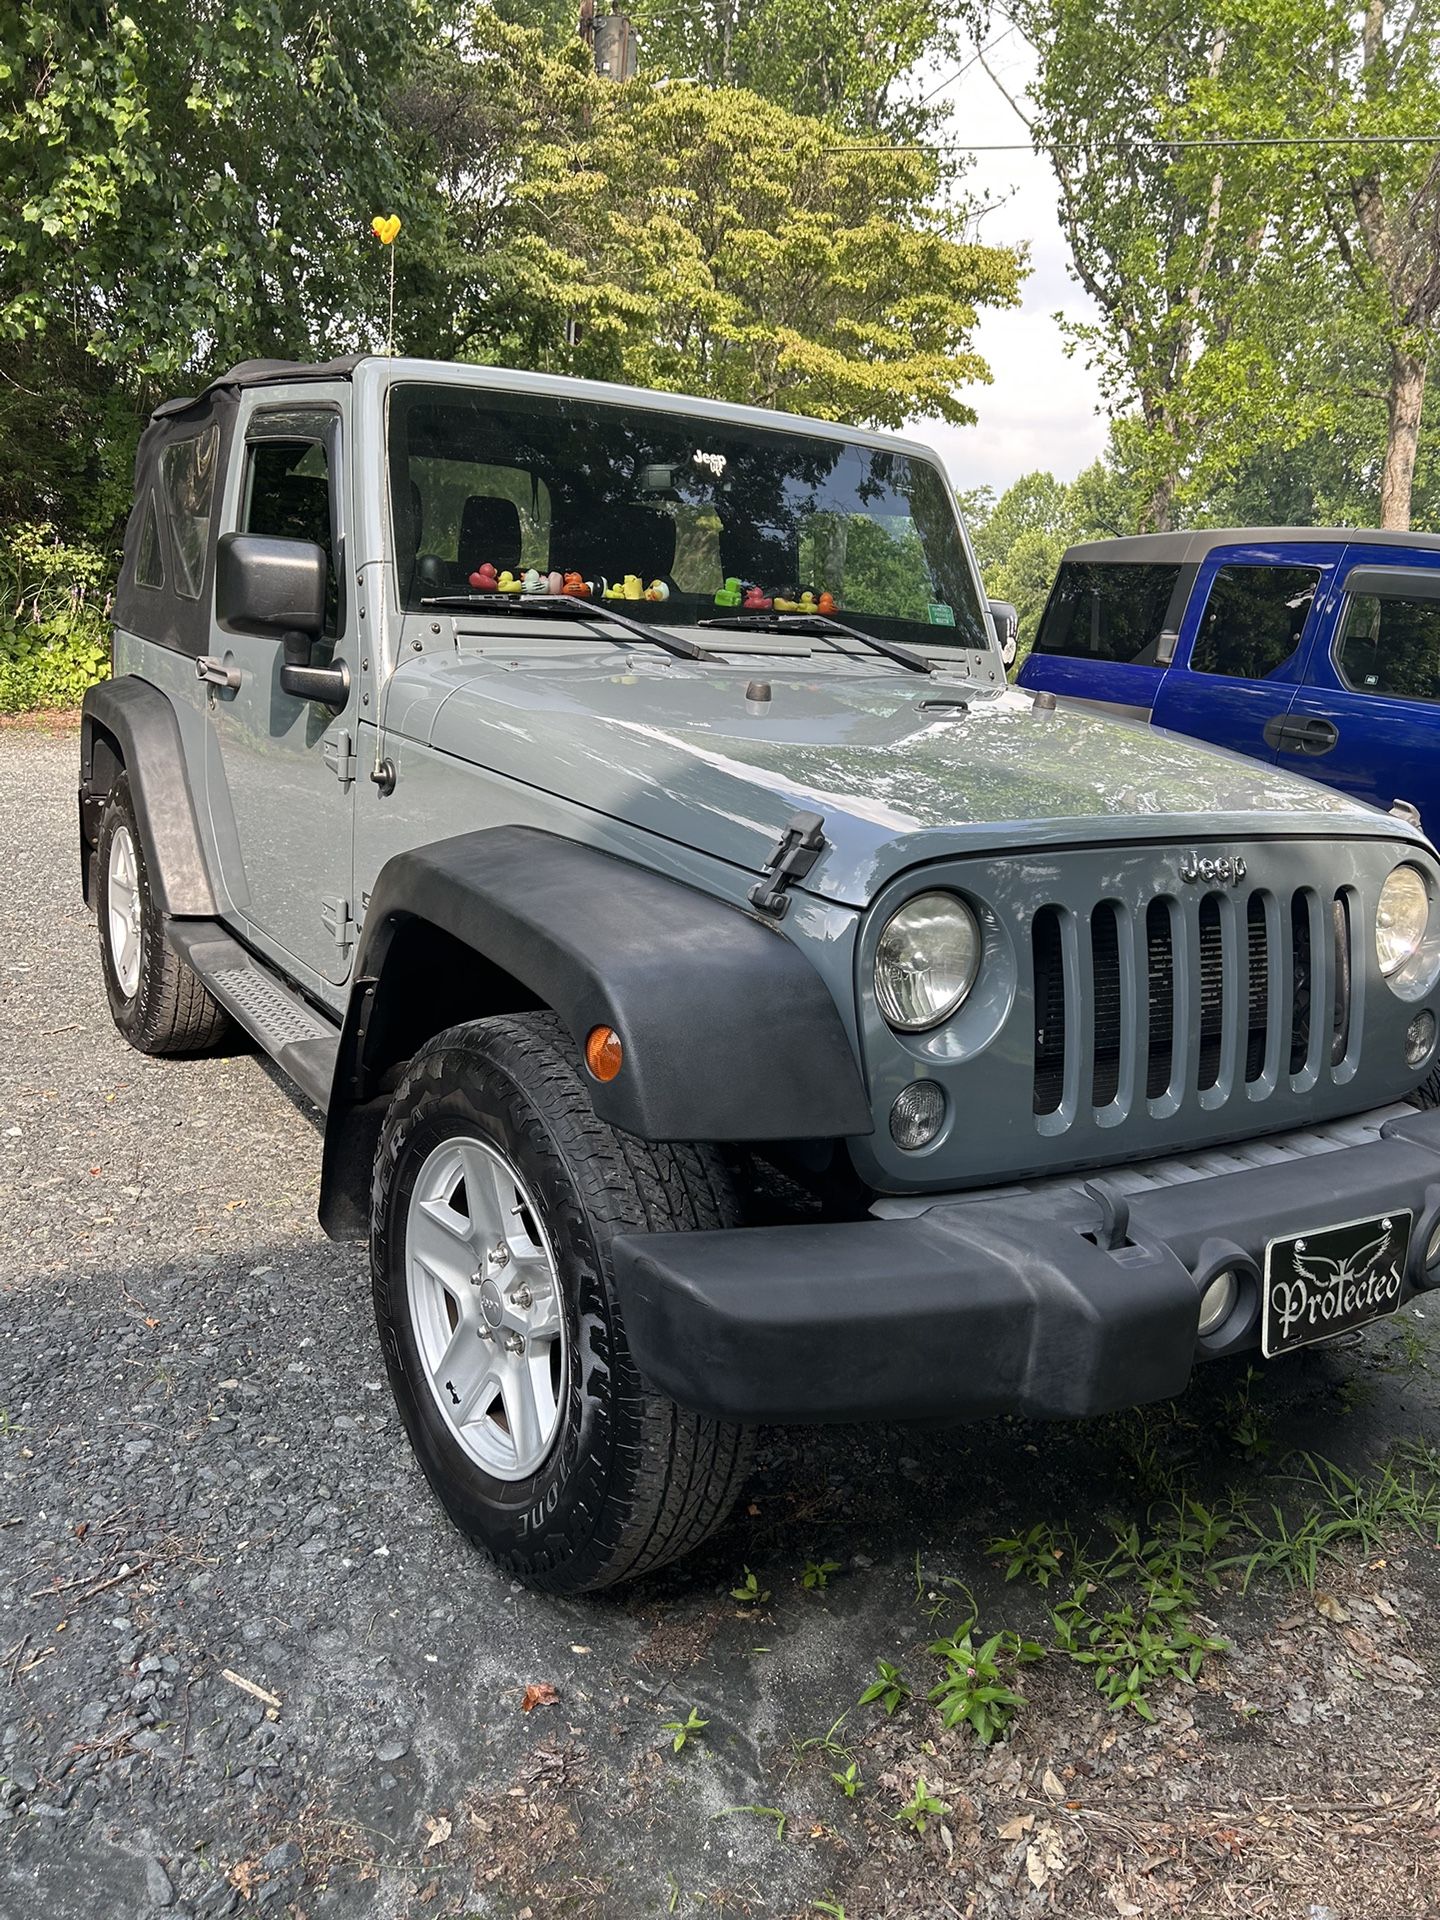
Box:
[834, 132, 1440, 153]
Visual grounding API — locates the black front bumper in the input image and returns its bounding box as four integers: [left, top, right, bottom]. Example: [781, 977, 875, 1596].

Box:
[612, 1107, 1440, 1424]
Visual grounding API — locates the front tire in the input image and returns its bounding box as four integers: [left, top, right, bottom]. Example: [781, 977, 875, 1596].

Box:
[371, 1012, 754, 1594]
[95, 772, 232, 1055]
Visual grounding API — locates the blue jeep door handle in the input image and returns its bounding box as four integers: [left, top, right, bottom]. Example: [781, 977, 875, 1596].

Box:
[1263, 713, 1339, 756]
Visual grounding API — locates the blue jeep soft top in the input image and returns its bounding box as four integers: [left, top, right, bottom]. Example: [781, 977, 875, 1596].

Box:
[1018, 527, 1440, 840]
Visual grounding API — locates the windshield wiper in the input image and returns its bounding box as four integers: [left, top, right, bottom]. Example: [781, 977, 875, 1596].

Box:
[420, 591, 718, 663]
[699, 610, 934, 677]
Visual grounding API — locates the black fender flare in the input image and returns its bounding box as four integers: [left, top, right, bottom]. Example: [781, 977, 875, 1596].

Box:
[318, 827, 872, 1236]
[79, 678, 217, 916]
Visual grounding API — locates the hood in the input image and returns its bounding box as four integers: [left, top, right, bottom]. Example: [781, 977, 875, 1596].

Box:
[412, 649, 1412, 907]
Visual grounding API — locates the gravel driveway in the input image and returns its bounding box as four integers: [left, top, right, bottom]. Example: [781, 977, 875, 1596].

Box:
[6, 717, 1440, 1920]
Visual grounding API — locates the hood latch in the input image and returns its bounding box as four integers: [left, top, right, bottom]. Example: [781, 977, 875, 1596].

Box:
[750, 811, 827, 920]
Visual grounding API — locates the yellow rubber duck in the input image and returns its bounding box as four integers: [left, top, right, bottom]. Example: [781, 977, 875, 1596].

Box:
[497, 570, 522, 594]
[622, 574, 644, 600]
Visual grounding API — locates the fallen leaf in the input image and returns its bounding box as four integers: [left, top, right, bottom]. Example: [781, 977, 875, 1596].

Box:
[422, 1814, 451, 1850]
[998, 1813, 1035, 1841]
[569, 1644, 591, 1655]
[1373, 1594, 1399, 1619]
[1025, 1824, 1067, 1891]
[1041, 1768, 1066, 1801]
[520, 1683, 559, 1712]
[1315, 1592, 1351, 1623]
[1108, 1889, 1142, 1916]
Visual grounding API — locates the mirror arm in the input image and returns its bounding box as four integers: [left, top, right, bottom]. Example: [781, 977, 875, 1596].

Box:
[280, 657, 350, 708]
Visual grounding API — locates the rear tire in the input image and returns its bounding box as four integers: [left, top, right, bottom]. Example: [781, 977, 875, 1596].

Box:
[96, 771, 232, 1055]
[371, 1011, 754, 1593]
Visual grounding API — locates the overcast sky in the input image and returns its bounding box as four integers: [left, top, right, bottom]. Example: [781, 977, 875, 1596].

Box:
[908, 33, 1110, 502]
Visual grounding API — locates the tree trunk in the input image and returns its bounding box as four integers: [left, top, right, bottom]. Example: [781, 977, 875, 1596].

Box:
[1141, 471, 1176, 533]
[1380, 342, 1426, 529]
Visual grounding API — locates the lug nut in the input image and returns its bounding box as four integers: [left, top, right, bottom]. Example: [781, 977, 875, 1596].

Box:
[511, 1286, 534, 1311]
[504, 1330, 525, 1354]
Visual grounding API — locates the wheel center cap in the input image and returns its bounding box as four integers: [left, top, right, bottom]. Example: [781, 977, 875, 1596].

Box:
[478, 1280, 504, 1328]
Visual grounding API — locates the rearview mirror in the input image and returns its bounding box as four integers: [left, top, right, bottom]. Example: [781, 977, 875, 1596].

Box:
[216, 532, 327, 637]
[988, 599, 1019, 663]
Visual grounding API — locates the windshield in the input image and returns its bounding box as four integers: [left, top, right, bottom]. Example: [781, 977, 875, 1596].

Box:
[387, 383, 989, 652]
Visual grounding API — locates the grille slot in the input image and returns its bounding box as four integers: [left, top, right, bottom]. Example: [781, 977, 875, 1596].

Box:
[1332, 894, 1352, 1065]
[1032, 905, 1066, 1116]
[1091, 904, 1122, 1108]
[1145, 900, 1175, 1100]
[1196, 894, 1225, 1092]
[1290, 890, 1313, 1075]
[1245, 894, 1269, 1082]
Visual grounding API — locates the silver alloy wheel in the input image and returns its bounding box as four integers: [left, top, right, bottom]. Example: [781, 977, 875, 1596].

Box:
[107, 824, 143, 1000]
[405, 1135, 568, 1482]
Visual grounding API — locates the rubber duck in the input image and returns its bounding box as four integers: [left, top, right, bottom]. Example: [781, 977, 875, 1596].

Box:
[603, 577, 624, 600]
[561, 572, 590, 597]
[622, 573, 644, 601]
[714, 577, 742, 607]
[797, 590, 818, 614]
[741, 585, 772, 611]
[817, 590, 837, 614]
[547, 570, 564, 596]
[773, 594, 798, 613]
[522, 567, 543, 593]
[497, 570, 522, 594]
[644, 579, 669, 601]
[469, 562, 498, 592]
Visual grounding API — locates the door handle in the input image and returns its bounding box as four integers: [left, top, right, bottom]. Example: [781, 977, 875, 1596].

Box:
[196, 654, 242, 691]
[1263, 714, 1339, 757]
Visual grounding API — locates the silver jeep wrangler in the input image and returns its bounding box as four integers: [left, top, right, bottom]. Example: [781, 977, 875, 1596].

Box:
[80, 355, 1440, 1593]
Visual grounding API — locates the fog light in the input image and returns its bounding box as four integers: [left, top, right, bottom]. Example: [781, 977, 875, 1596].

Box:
[1197, 1269, 1238, 1337]
[889, 1081, 946, 1150]
[1406, 1010, 1436, 1068]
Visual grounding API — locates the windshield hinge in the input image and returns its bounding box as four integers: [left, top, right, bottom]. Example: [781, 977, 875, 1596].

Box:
[749, 811, 827, 919]
[323, 729, 356, 789]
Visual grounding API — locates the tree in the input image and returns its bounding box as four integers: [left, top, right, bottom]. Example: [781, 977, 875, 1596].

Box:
[1182, 0, 1440, 528]
[404, 21, 1022, 427]
[625, 0, 960, 139]
[964, 459, 1140, 645]
[0, 0, 438, 535]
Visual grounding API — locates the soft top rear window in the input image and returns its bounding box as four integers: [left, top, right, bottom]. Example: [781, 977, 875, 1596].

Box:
[1033, 561, 1181, 666]
[387, 383, 988, 651]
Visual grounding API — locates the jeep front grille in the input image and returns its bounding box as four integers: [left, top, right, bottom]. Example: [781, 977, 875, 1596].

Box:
[1032, 881, 1356, 1129]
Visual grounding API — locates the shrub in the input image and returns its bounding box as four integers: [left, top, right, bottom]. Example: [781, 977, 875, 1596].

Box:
[0, 524, 113, 712]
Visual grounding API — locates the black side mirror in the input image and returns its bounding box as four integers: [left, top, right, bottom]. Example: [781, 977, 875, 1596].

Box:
[215, 533, 347, 707]
[987, 599, 1019, 661]
[1155, 628, 1180, 666]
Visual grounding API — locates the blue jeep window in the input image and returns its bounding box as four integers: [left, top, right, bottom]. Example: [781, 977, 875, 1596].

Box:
[1031, 562, 1180, 664]
[1190, 565, 1319, 680]
[1337, 590, 1440, 703]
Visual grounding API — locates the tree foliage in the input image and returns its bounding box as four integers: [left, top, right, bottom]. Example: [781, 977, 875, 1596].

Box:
[1006, 0, 1440, 530]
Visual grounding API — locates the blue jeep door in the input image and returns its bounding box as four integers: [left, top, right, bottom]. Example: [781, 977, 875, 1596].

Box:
[1283, 552, 1440, 838]
[1148, 547, 1338, 766]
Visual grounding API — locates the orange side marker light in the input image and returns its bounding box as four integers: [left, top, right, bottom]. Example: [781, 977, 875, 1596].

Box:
[585, 1025, 624, 1082]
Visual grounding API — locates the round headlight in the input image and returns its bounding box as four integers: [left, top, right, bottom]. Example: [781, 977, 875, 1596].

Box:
[874, 892, 981, 1031]
[1376, 864, 1431, 977]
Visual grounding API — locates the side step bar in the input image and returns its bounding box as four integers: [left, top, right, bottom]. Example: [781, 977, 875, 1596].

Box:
[166, 921, 339, 1113]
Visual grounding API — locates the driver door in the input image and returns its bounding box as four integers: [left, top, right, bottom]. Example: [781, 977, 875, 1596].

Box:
[204, 398, 358, 988]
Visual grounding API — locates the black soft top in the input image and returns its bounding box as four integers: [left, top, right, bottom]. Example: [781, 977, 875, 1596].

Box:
[115, 358, 359, 654]
[1064, 527, 1440, 563]
[151, 356, 362, 423]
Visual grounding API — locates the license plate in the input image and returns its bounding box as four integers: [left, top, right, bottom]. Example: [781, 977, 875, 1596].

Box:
[1262, 1210, 1412, 1358]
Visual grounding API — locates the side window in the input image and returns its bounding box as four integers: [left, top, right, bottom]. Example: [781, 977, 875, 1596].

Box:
[1190, 564, 1319, 680]
[159, 426, 220, 599]
[243, 438, 338, 635]
[1032, 562, 1181, 665]
[134, 492, 165, 590]
[1336, 591, 1440, 704]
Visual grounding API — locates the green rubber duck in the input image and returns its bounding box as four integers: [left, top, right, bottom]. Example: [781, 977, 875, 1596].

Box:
[714, 577, 742, 607]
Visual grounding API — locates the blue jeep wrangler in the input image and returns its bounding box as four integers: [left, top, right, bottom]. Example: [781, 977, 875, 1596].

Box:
[1018, 528, 1440, 838]
[78, 367, 1440, 1591]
